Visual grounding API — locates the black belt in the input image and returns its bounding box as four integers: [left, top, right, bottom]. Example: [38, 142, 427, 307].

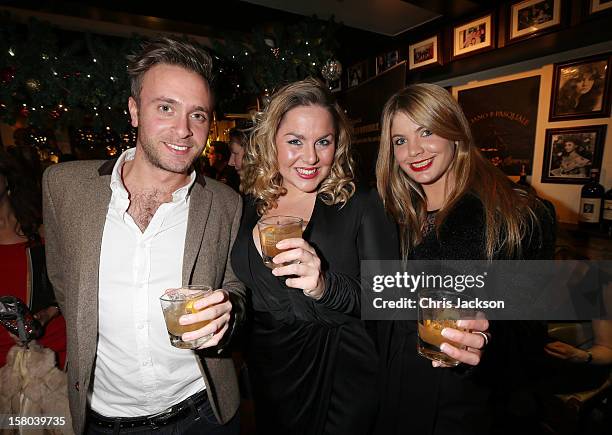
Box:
[87, 389, 208, 430]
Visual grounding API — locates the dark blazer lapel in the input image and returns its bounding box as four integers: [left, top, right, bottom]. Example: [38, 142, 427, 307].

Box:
[76, 163, 113, 371]
[182, 178, 212, 285]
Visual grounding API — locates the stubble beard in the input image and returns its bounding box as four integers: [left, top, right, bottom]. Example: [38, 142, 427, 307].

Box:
[138, 135, 197, 175]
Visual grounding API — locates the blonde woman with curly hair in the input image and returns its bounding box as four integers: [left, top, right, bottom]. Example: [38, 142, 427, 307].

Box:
[374, 83, 556, 435]
[230, 78, 398, 434]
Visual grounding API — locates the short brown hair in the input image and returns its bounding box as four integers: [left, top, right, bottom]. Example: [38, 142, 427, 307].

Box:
[126, 36, 214, 103]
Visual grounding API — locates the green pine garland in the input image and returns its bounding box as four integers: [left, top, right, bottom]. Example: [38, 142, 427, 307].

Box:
[0, 12, 340, 133]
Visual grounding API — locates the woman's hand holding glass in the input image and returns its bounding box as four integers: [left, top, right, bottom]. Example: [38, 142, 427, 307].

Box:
[271, 238, 326, 300]
[434, 318, 490, 368]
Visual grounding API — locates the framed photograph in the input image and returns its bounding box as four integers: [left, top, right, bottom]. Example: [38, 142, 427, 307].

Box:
[452, 14, 494, 59]
[590, 0, 612, 14]
[541, 125, 607, 184]
[328, 78, 341, 93]
[375, 50, 399, 75]
[509, 0, 562, 42]
[549, 53, 612, 121]
[347, 60, 368, 88]
[409, 35, 441, 70]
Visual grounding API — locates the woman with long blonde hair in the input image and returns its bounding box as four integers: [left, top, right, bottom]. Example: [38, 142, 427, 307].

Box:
[231, 78, 398, 434]
[374, 83, 555, 435]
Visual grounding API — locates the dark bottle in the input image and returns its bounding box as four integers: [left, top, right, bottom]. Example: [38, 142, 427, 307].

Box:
[518, 164, 529, 187]
[579, 169, 604, 229]
[603, 187, 612, 237]
[516, 164, 535, 195]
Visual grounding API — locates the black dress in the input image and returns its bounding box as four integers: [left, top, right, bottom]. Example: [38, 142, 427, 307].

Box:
[231, 188, 399, 435]
[375, 193, 556, 435]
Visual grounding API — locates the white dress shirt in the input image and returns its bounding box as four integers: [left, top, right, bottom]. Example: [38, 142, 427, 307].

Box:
[89, 148, 206, 417]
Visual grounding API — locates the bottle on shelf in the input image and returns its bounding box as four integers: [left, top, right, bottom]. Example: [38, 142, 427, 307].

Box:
[578, 168, 604, 230]
[518, 164, 529, 187]
[516, 164, 536, 195]
[603, 186, 612, 237]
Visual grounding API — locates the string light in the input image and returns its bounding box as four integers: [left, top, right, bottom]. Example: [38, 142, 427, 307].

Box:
[8, 48, 15, 56]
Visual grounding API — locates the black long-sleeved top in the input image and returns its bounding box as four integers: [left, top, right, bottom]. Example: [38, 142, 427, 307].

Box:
[231, 187, 399, 435]
[375, 193, 557, 435]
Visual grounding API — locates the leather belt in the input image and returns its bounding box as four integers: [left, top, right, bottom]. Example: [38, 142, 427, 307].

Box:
[87, 389, 208, 430]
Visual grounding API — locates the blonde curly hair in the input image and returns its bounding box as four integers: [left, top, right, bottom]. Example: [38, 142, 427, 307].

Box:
[241, 77, 356, 216]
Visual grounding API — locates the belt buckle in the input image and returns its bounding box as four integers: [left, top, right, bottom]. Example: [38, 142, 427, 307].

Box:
[147, 406, 176, 429]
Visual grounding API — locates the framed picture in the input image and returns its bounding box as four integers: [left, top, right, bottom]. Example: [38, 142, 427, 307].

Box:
[375, 50, 399, 75]
[408, 35, 441, 70]
[328, 78, 341, 93]
[509, 0, 562, 42]
[458, 76, 541, 176]
[541, 125, 607, 184]
[347, 60, 368, 88]
[549, 53, 612, 121]
[452, 14, 494, 59]
[590, 0, 612, 14]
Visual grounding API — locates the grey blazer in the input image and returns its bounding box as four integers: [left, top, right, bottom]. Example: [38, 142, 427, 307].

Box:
[42, 159, 245, 434]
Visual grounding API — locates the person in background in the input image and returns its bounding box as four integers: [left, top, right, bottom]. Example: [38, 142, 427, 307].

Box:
[0, 149, 66, 369]
[228, 128, 247, 181]
[208, 140, 240, 191]
[231, 78, 398, 434]
[542, 319, 612, 392]
[42, 36, 245, 435]
[375, 83, 555, 435]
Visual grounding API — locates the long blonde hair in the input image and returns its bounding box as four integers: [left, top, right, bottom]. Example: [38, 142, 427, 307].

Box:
[241, 78, 356, 215]
[376, 83, 538, 259]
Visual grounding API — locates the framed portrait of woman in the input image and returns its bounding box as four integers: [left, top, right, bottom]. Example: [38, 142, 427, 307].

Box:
[541, 125, 607, 184]
[549, 53, 612, 121]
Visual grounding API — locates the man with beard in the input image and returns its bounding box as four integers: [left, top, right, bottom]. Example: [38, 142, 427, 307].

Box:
[42, 36, 244, 435]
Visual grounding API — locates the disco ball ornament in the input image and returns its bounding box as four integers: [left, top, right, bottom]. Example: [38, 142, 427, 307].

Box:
[25, 78, 41, 93]
[321, 59, 342, 82]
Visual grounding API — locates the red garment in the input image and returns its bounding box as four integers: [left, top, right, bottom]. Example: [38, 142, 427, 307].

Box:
[0, 242, 66, 368]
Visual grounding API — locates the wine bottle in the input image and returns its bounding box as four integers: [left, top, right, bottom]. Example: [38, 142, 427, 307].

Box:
[579, 169, 604, 229]
[518, 164, 529, 186]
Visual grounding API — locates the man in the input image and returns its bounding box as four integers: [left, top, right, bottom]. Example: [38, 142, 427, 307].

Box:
[43, 36, 245, 434]
[207, 141, 239, 191]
